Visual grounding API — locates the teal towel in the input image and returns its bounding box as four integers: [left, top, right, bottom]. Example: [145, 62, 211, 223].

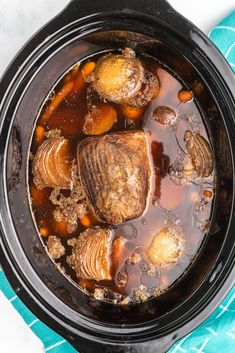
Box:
[209, 11, 235, 72]
[1, 11, 235, 353]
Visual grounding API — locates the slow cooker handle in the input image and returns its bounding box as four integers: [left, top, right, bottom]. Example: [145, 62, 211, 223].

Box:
[63, 0, 176, 22]
[70, 334, 174, 353]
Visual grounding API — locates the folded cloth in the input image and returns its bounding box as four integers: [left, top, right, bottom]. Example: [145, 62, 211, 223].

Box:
[209, 11, 235, 72]
[0, 289, 44, 353]
[1, 11, 235, 353]
[168, 288, 235, 353]
[0, 269, 76, 353]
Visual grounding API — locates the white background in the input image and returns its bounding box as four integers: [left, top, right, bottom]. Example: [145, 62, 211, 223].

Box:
[0, 0, 234, 352]
[0, 0, 234, 77]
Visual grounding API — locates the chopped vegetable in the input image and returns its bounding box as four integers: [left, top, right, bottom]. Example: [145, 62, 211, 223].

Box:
[83, 104, 117, 135]
[121, 105, 144, 120]
[178, 89, 193, 103]
[35, 126, 46, 146]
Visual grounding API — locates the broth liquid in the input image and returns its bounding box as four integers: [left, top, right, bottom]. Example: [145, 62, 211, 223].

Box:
[29, 52, 214, 304]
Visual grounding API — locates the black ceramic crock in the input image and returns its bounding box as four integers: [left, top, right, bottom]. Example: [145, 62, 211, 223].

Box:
[0, 0, 235, 352]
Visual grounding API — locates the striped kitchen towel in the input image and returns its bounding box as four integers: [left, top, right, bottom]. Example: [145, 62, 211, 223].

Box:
[209, 10, 235, 72]
[1, 10, 235, 353]
[0, 268, 75, 353]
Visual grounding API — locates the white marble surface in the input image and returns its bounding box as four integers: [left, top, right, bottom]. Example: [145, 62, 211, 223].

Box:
[0, 0, 234, 77]
[0, 1, 234, 353]
[0, 290, 44, 353]
[0, 0, 69, 76]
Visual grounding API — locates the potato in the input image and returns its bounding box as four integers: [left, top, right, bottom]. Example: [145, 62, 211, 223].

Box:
[147, 228, 183, 266]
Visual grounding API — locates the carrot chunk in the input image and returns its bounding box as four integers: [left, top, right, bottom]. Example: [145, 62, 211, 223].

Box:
[81, 61, 96, 77]
[39, 227, 49, 237]
[31, 184, 51, 207]
[53, 220, 69, 236]
[121, 105, 144, 120]
[79, 279, 95, 290]
[40, 62, 95, 124]
[73, 61, 96, 91]
[80, 215, 92, 228]
[178, 89, 193, 103]
[40, 81, 74, 123]
[34, 126, 46, 146]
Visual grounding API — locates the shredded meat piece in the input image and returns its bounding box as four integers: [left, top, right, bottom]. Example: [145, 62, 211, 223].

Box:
[129, 252, 141, 264]
[47, 236, 65, 259]
[93, 288, 104, 300]
[57, 262, 66, 274]
[44, 128, 61, 139]
[67, 238, 77, 247]
[50, 161, 88, 233]
[93, 287, 122, 303]
[146, 263, 156, 277]
[152, 287, 165, 298]
[120, 296, 131, 305]
[133, 285, 150, 302]
[66, 255, 73, 267]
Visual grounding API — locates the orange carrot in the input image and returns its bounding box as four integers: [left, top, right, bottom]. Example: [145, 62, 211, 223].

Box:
[79, 279, 95, 290]
[63, 64, 80, 82]
[80, 215, 92, 228]
[203, 188, 213, 199]
[39, 227, 49, 237]
[40, 80, 74, 124]
[73, 61, 96, 91]
[34, 126, 45, 146]
[40, 62, 95, 124]
[31, 184, 50, 207]
[64, 64, 80, 82]
[54, 220, 69, 236]
[64, 73, 72, 83]
[71, 64, 80, 78]
[81, 61, 96, 77]
[178, 89, 193, 103]
[121, 105, 144, 120]
[111, 236, 126, 273]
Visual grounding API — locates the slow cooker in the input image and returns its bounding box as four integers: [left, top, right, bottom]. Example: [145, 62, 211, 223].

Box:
[0, 0, 235, 352]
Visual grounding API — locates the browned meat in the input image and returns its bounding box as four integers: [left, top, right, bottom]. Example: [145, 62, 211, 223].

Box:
[47, 236, 65, 260]
[49, 162, 88, 233]
[77, 131, 150, 224]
